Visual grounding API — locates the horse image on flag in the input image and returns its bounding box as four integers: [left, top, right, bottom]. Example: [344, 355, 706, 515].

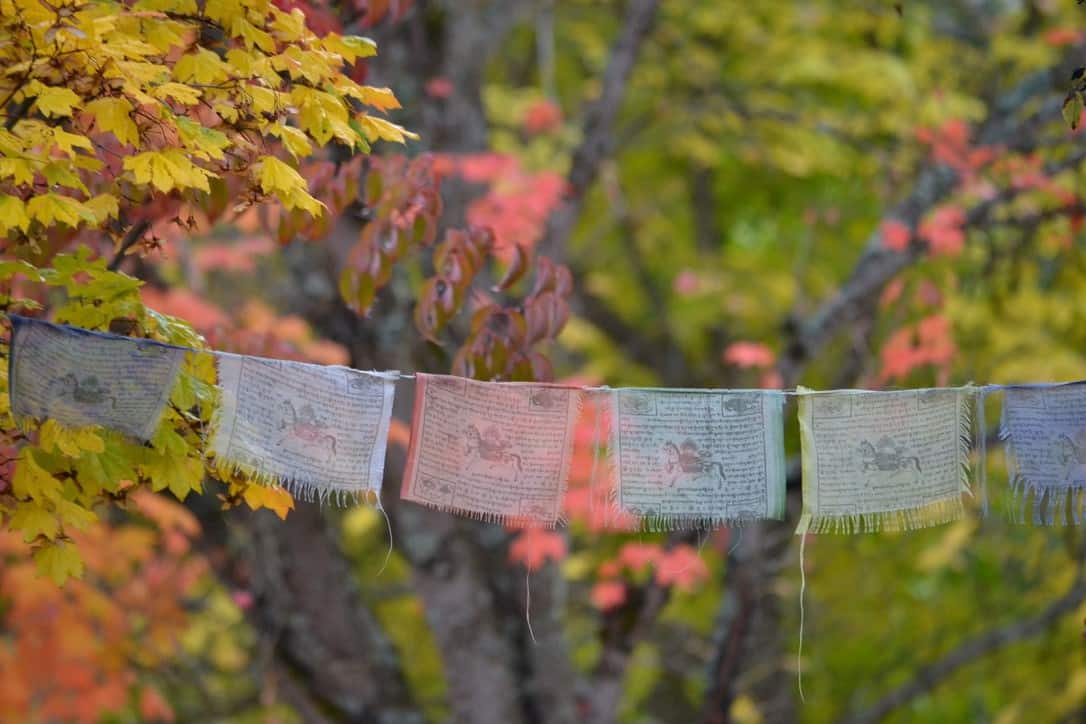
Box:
[48, 373, 118, 411]
[857, 437, 922, 474]
[661, 439, 727, 488]
[276, 399, 338, 463]
[1055, 431, 1086, 485]
[464, 422, 523, 482]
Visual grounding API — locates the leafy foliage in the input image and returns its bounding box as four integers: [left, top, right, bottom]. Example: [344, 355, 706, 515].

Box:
[0, 0, 411, 578]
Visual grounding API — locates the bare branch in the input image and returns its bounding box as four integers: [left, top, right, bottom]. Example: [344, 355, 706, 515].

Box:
[843, 573, 1086, 724]
[776, 67, 1075, 387]
[107, 219, 152, 272]
[537, 0, 660, 259]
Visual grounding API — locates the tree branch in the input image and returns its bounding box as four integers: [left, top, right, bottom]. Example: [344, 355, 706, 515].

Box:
[186, 492, 425, 724]
[537, 0, 659, 260]
[776, 66, 1075, 387]
[843, 572, 1086, 724]
[107, 219, 151, 272]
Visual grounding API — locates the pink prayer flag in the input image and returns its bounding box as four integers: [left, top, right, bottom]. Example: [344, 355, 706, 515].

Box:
[401, 373, 582, 527]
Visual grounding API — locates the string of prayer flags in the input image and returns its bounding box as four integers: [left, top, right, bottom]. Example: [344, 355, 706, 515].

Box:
[208, 353, 396, 503]
[609, 388, 786, 529]
[8, 315, 185, 441]
[795, 387, 975, 534]
[19, 315, 1086, 532]
[401, 373, 582, 527]
[1000, 383, 1086, 525]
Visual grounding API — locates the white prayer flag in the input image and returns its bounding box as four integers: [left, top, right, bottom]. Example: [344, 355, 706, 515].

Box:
[9, 316, 184, 441]
[209, 353, 395, 502]
[796, 387, 974, 534]
[610, 388, 786, 529]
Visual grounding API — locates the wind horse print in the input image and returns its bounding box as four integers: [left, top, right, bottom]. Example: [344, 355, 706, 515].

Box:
[8, 315, 185, 441]
[796, 387, 976, 534]
[610, 388, 787, 530]
[208, 353, 396, 503]
[1001, 383, 1086, 525]
[401, 374, 582, 527]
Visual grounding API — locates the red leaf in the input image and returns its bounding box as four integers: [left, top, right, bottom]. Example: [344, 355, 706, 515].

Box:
[425, 77, 454, 99]
[881, 219, 911, 252]
[508, 528, 567, 571]
[493, 244, 528, 291]
[522, 99, 563, 135]
[618, 542, 662, 572]
[590, 581, 627, 611]
[722, 341, 775, 369]
[1044, 28, 1083, 47]
[654, 545, 709, 591]
[919, 205, 966, 256]
[673, 269, 700, 296]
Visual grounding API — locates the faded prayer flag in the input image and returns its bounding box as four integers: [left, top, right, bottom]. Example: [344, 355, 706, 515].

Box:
[1001, 383, 1086, 525]
[796, 387, 974, 534]
[8, 315, 185, 441]
[401, 373, 582, 527]
[610, 388, 786, 529]
[209, 353, 396, 502]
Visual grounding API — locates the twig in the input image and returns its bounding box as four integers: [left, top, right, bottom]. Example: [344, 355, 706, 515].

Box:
[843, 572, 1086, 724]
[107, 219, 151, 272]
[537, 0, 660, 260]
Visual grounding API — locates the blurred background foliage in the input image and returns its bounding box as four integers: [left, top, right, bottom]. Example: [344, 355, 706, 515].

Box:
[6, 0, 1086, 722]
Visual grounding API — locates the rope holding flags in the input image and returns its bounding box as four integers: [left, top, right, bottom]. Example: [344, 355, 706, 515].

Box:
[8, 313, 1086, 533]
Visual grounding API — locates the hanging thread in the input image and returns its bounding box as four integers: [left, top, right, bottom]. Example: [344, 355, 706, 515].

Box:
[375, 492, 395, 577]
[525, 570, 538, 645]
[797, 533, 808, 703]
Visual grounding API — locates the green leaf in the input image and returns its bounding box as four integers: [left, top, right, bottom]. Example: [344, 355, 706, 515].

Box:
[144, 452, 204, 501]
[1064, 91, 1084, 130]
[12, 449, 63, 502]
[84, 97, 140, 146]
[33, 543, 84, 585]
[30, 83, 81, 117]
[9, 501, 60, 542]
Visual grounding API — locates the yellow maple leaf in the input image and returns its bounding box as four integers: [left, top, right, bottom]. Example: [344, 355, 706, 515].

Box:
[151, 82, 201, 105]
[173, 47, 229, 84]
[84, 194, 120, 223]
[50, 127, 94, 156]
[241, 484, 295, 520]
[0, 195, 30, 232]
[53, 498, 97, 532]
[12, 450, 64, 502]
[27, 193, 94, 228]
[9, 501, 60, 542]
[322, 34, 377, 63]
[30, 83, 82, 117]
[84, 97, 139, 146]
[0, 157, 35, 186]
[358, 115, 418, 143]
[257, 155, 306, 194]
[39, 419, 105, 458]
[124, 150, 214, 193]
[33, 542, 84, 585]
[268, 123, 313, 159]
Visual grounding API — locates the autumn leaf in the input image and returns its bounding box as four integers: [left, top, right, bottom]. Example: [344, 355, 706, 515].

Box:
[28, 82, 81, 117]
[241, 484, 295, 520]
[85, 97, 140, 146]
[9, 502, 60, 542]
[33, 542, 85, 585]
[722, 341, 775, 368]
[590, 580, 627, 611]
[508, 528, 567, 571]
[881, 219, 911, 251]
[654, 545, 709, 591]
